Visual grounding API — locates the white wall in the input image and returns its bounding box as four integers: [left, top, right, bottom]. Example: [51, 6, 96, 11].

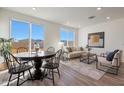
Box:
[0, 8, 78, 63]
[78, 18, 124, 62]
[0, 8, 78, 50]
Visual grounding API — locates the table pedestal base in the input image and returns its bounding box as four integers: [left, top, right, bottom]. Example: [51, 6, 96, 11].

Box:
[33, 58, 44, 80]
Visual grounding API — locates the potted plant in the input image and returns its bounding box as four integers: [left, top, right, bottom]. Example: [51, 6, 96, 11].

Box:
[0, 38, 13, 71]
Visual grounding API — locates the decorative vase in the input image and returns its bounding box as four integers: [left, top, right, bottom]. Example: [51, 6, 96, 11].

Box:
[35, 47, 39, 55]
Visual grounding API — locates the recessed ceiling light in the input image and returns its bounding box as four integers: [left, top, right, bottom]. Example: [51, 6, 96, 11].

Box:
[32, 7, 36, 10]
[97, 7, 102, 11]
[106, 17, 110, 20]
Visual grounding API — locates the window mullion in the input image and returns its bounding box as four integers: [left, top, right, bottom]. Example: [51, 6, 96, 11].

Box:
[67, 31, 69, 47]
[29, 23, 32, 52]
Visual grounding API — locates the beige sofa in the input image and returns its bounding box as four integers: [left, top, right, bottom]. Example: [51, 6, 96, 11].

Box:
[62, 47, 85, 60]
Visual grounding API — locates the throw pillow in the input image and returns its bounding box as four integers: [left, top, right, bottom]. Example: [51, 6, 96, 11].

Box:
[66, 47, 72, 52]
[70, 47, 75, 52]
[80, 47, 84, 51]
[106, 49, 119, 61]
[114, 49, 119, 53]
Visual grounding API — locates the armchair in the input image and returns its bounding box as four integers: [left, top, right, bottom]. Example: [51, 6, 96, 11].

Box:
[96, 50, 121, 75]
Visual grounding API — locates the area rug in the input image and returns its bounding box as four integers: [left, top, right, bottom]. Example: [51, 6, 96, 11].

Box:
[60, 59, 105, 80]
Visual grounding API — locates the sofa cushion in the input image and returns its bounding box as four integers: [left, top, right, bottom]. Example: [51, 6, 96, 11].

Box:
[80, 47, 84, 51]
[68, 51, 84, 58]
[72, 47, 83, 51]
[66, 47, 72, 52]
[70, 47, 76, 52]
[98, 56, 112, 66]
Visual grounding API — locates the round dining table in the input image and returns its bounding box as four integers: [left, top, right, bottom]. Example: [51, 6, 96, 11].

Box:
[14, 51, 56, 80]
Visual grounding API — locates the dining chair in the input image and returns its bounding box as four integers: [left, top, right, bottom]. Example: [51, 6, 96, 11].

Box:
[47, 47, 55, 52]
[43, 49, 62, 85]
[45, 47, 55, 63]
[17, 47, 28, 53]
[3, 50, 33, 86]
[17, 47, 34, 66]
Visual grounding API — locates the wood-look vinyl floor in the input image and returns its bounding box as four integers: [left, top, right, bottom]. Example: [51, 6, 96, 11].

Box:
[1, 61, 124, 86]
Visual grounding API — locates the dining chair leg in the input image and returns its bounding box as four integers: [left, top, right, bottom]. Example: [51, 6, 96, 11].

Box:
[43, 68, 46, 77]
[45, 69, 48, 76]
[49, 69, 51, 75]
[23, 72, 25, 78]
[7, 74, 12, 86]
[52, 69, 55, 85]
[29, 70, 33, 80]
[57, 68, 60, 78]
[17, 73, 20, 86]
[31, 61, 34, 67]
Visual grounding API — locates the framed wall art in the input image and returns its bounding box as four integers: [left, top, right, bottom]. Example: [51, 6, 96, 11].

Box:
[88, 32, 104, 48]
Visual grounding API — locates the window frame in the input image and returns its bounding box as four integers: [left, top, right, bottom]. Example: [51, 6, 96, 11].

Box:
[60, 28, 75, 47]
[10, 18, 45, 52]
[31, 23, 45, 50]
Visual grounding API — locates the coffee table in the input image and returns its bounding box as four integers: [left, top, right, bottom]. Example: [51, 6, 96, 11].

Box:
[80, 52, 97, 64]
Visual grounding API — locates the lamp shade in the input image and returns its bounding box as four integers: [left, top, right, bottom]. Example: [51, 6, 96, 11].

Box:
[58, 42, 64, 49]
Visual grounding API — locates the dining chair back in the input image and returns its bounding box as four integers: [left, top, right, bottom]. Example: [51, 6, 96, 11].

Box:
[17, 47, 28, 53]
[47, 47, 55, 52]
[17, 47, 33, 65]
[54, 49, 62, 64]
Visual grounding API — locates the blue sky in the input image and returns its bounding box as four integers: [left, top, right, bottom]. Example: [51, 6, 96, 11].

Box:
[12, 20, 74, 41]
[32, 24, 44, 40]
[60, 29, 75, 41]
[12, 20, 44, 40]
[12, 20, 29, 40]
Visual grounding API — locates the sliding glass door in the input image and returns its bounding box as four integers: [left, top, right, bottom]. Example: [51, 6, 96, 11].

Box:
[60, 28, 75, 47]
[60, 31, 68, 46]
[11, 20, 30, 53]
[11, 19, 45, 53]
[31, 24, 45, 51]
[68, 31, 75, 46]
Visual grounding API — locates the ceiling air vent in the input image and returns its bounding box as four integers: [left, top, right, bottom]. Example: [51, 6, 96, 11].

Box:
[88, 16, 96, 19]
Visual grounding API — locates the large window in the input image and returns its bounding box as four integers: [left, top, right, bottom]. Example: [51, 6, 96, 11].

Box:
[31, 24, 45, 51]
[60, 31, 68, 46]
[68, 31, 75, 46]
[60, 28, 75, 46]
[11, 20, 30, 53]
[11, 20, 45, 53]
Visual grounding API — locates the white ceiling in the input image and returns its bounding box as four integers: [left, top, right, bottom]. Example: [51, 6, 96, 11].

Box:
[3, 7, 124, 28]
